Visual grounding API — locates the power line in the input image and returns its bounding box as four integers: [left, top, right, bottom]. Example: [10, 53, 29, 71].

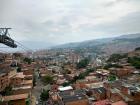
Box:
[0, 41, 33, 52]
[14, 40, 34, 53]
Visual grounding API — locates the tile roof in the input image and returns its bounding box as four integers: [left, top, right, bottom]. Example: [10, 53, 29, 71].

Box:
[3, 93, 29, 101]
[58, 89, 87, 103]
[93, 99, 111, 105]
[112, 101, 127, 105]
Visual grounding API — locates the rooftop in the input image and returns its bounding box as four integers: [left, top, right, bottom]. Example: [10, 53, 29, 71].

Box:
[12, 72, 25, 78]
[59, 89, 86, 97]
[58, 89, 87, 103]
[13, 86, 32, 90]
[86, 82, 103, 88]
[94, 87, 106, 94]
[63, 94, 87, 103]
[58, 86, 73, 91]
[22, 80, 33, 85]
[112, 101, 127, 105]
[3, 93, 29, 101]
[93, 99, 111, 105]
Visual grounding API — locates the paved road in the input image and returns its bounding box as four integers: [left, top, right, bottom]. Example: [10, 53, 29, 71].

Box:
[32, 71, 43, 104]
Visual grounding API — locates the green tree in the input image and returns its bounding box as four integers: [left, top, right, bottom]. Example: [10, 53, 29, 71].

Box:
[42, 75, 54, 85]
[61, 68, 95, 86]
[17, 67, 21, 72]
[23, 57, 32, 64]
[1, 86, 12, 96]
[62, 82, 70, 87]
[103, 63, 123, 70]
[107, 54, 127, 62]
[128, 57, 140, 69]
[40, 90, 49, 101]
[77, 58, 90, 69]
[25, 98, 30, 105]
[108, 75, 117, 81]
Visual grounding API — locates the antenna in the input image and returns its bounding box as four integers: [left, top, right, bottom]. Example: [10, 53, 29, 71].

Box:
[0, 28, 17, 48]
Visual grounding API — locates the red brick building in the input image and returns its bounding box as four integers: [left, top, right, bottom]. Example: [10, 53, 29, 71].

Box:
[0, 73, 9, 92]
[2, 93, 30, 105]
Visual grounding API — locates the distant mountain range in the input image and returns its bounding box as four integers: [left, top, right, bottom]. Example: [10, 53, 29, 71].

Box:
[53, 33, 140, 55]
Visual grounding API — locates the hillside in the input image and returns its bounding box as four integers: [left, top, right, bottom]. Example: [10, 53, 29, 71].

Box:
[53, 33, 140, 55]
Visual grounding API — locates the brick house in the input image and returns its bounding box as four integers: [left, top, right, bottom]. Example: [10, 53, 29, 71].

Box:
[2, 93, 30, 105]
[0, 73, 9, 92]
[93, 87, 106, 100]
[22, 68, 34, 75]
[106, 89, 123, 102]
[58, 89, 89, 105]
[10, 72, 25, 86]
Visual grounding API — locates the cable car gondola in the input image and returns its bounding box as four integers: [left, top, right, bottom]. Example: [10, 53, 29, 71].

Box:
[0, 28, 17, 48]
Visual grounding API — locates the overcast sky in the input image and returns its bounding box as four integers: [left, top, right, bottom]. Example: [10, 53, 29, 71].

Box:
[0, 0, 140, 50]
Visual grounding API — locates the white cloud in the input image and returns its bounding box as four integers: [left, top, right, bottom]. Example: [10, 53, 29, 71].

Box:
[0, 0, 140, 49]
